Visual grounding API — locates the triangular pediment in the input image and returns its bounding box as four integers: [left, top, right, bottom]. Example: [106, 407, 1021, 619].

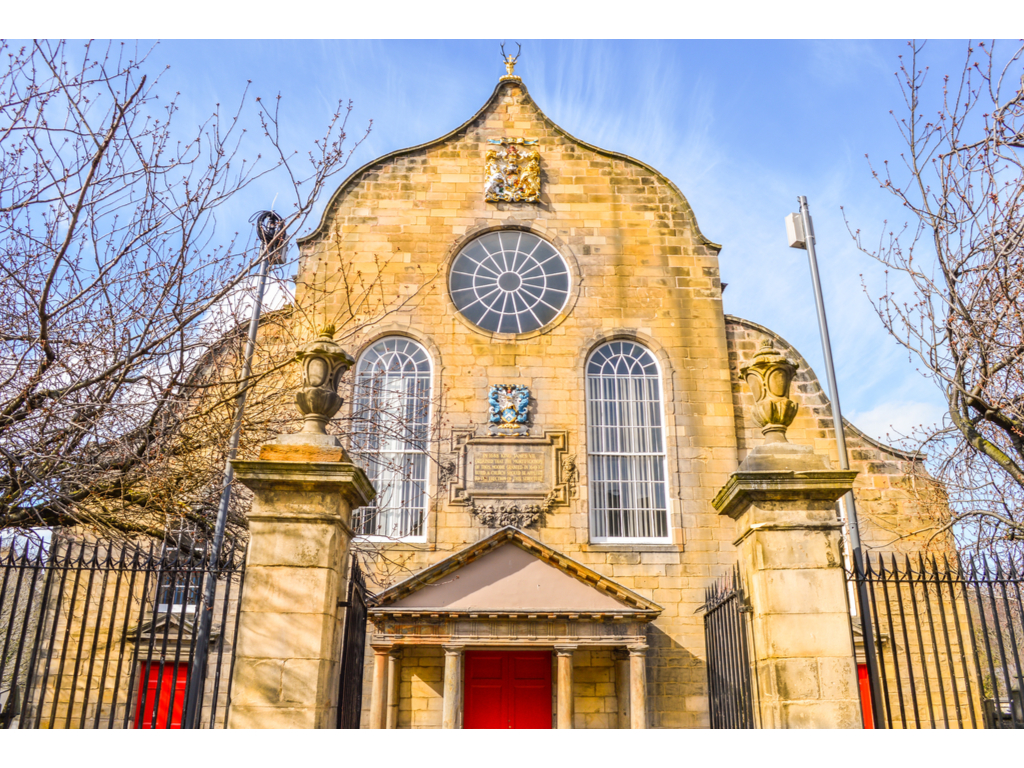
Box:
[372, 527, 660, 616]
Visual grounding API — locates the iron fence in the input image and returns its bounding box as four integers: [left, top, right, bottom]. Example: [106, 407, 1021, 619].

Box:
[0, 534, 245, 729]
[701, 566, 756, 729]
[854, 552, 1023, 729]
[336, 558, 369, 729]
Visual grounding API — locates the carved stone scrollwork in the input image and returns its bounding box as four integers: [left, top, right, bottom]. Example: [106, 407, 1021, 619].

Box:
[741, 339, 798, 443]
[438, 456, 458, 488]
[560, 454, 578, 497]
[469, 491, 557, 530]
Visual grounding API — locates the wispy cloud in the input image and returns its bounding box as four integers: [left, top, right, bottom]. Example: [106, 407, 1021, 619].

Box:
[848, 399, 946, 444]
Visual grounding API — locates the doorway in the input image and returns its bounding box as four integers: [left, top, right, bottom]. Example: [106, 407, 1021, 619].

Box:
[463, 650, 552, 729]
[134, 662, 189, 729]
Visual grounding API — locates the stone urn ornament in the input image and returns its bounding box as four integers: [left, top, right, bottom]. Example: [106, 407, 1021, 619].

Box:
[741, 339, 798, 443]
[294, 324, 355, 436]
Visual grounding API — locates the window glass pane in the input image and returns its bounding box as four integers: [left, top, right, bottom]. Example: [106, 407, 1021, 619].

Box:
[351, 337, 432, 538]
[586, 342, 669, 541]
[449, 232, 570, 334]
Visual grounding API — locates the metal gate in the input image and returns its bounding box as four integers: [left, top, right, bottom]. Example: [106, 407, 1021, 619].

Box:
[336, 557, 369, 729]
[1, 534, 245, 729]
[701, 566, 756, 729]
[854, 553, 1023, 729]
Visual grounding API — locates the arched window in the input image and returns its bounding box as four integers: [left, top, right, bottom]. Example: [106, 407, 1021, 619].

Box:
[586, 341, 670, 542]
[351, 337, 432, 540]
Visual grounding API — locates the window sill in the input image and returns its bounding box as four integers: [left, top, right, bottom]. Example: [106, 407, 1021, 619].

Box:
[354, 537, 434, 551]
[582, 542, 681, 552]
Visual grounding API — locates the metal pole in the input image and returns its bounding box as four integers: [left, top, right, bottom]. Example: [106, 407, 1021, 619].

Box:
[181, 212, 283, 729]
[797, 195, 886, 728]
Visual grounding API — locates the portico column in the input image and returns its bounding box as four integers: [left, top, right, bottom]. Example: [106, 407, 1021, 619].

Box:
[442, 645, 464, 729]
[386, 648, 403, 729]
[554, 645, 576, 729]
[614, 649, 630, 729]
[629, 644, 648, 729]
[369, 644, 390, 729]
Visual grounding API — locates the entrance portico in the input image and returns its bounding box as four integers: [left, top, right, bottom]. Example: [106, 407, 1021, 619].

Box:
[366, 527, 661, 728]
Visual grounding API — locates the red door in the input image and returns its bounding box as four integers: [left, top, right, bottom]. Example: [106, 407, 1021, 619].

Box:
[463, 651, 552, 729]
[135, 662, 189, 729]
[857, 663, 875, 729]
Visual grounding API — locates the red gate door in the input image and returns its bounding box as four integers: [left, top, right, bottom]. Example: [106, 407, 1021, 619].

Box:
[135, 662, 189, 729]
[464, 651, 552, 729]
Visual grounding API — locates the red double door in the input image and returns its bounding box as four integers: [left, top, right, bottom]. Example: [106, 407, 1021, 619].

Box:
[463, 651, 552, 729]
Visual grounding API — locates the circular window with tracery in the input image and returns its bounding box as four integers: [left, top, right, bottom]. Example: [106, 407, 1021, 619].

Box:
[449, 231, 570, 334]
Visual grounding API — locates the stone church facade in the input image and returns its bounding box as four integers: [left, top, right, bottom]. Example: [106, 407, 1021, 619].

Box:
[284, 67, 943, 729]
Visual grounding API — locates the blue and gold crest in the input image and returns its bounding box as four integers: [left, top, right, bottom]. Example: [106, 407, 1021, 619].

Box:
[488, 384, 530, 436]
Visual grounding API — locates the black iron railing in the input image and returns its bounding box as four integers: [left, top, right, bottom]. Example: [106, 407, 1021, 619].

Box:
[701, 566, 756, 729]
[0, 534, 245, 729]
[336, 558, 369, 729]
[854, 553, 1023, 729]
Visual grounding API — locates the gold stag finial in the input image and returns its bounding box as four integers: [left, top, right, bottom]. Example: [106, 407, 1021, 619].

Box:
[500, 41, 522, 81]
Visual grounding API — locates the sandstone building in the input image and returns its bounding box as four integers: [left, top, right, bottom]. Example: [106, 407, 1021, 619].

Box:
[281, 60, 950, 730]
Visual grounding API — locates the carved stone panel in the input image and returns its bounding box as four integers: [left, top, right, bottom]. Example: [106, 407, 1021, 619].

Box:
[447, 430, 573, 517]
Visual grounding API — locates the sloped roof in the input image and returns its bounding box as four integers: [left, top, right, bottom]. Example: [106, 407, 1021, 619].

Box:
[371, 526, 661, 617]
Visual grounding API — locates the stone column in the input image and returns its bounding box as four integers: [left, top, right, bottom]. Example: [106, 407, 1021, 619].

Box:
[368, 645, 390, 729]
[713, 444, 862, 728]
[227, 458, 374, 729]
[628, 645, 648, 729]
[614, 650, 630, 729]
[554, 645, 576, 729]
[442, 645, 463, 729]
[386, 648, 403, 729]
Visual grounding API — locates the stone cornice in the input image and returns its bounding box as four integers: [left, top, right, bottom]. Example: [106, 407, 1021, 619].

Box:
[231, 459, 375, 510]
[370, 613, 652, 648]
[712, 470, 858, 520]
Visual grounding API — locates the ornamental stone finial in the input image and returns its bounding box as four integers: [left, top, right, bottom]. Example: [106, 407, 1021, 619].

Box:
[741, 339, 798, 444]
[293, 324, 354, 436]
[500, 41, 521, 81]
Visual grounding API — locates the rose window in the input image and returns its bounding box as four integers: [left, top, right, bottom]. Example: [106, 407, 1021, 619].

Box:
[449, 231, 570, 334]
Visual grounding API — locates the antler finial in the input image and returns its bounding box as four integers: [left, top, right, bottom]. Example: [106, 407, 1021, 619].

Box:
[500, 41, 522, 81]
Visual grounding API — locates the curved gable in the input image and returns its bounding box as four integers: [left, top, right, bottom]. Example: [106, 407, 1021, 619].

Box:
[298, 78, 719, 252]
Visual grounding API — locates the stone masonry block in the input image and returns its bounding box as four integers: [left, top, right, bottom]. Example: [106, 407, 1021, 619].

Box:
[235, 611, 334, 661]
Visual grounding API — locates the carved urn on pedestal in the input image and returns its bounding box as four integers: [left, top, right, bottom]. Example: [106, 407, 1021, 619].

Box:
[741, 339, 798, 443]
[294, 324, 355, 436]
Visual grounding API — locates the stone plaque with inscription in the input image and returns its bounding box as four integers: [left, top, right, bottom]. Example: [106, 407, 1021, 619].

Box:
[446, 429, 573, 509]
[470, 446, 548, 495]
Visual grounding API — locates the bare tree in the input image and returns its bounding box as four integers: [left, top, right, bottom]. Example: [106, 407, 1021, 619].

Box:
[0, 39, 370, 544]
[849, 40, 1024, 559]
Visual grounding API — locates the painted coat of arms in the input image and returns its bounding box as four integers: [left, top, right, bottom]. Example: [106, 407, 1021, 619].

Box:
[488, 384, 530, 436]
[484, 138, 540, 202]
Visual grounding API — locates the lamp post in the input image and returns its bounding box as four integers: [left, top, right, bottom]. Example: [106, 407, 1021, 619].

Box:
[181, 210, 285, 729]
[785, 195, 886, 728]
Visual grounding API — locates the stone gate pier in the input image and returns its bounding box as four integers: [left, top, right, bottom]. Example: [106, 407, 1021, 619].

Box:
[713, 340, 862, 728]
[225, 328, 374, 728]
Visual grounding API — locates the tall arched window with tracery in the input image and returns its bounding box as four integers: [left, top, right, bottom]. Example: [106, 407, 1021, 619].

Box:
[586, 341, 670, 542]
[351, 337, 432, 540]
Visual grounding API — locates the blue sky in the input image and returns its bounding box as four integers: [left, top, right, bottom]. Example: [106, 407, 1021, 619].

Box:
[15, 36, 1004, 444]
